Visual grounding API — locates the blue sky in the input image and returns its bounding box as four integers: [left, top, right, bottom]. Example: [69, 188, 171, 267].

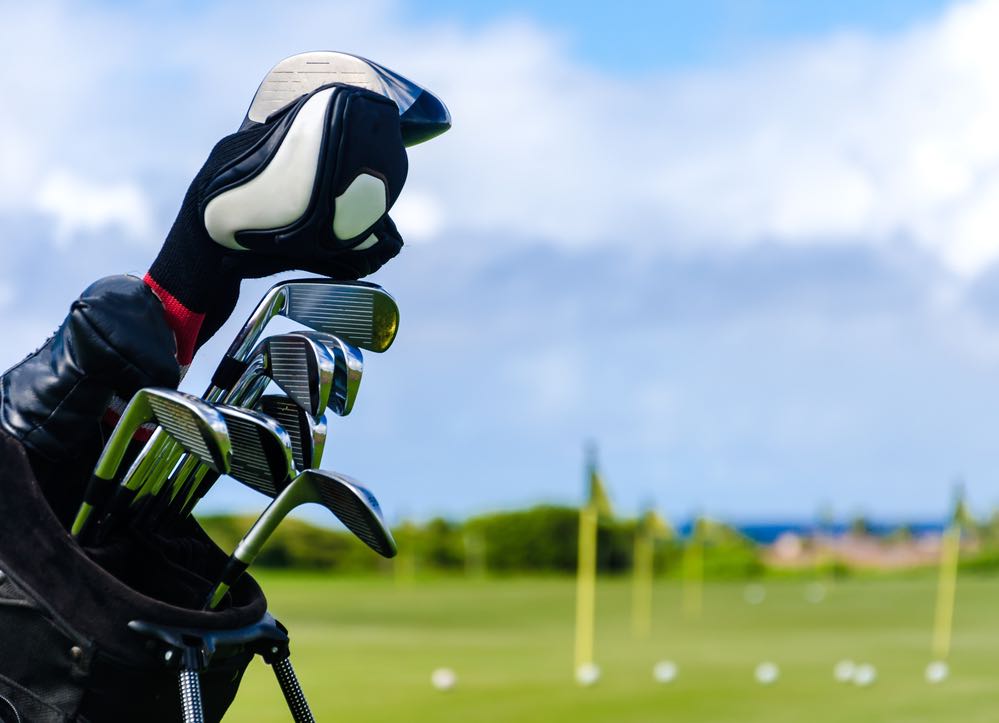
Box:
[2, 0, 999, 526]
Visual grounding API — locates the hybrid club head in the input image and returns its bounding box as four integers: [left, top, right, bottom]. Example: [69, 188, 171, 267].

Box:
[289, 331, 363, 416]
[71, 388, 231, 537]
[216, 405, 296, 496]
[256, 395, 328, 470]
[242, 50, 451, 146]
[206, 469, 395, 608]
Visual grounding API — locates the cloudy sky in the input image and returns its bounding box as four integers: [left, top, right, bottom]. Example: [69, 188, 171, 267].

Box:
[3, 0, 999, 524]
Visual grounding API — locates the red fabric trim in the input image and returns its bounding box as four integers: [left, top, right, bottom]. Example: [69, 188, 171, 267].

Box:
[143, 273, 204, 366]
[101, 407, 153, 442]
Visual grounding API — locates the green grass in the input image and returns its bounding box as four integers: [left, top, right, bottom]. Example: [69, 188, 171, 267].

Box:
[225, 572, 999, 722]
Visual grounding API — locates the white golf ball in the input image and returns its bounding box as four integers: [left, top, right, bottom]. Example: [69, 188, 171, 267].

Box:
[744, 584, 766, 605]
[833, 659, 856, 683]
[653, 660, 678, 684]
[925, 660, 949, 684]
[576, 662, 601, 687]
[431, 667, 457, 691]
[755, 662, 779, 685]
[853, 663, 876, 687]
[805, 582, 827, 604]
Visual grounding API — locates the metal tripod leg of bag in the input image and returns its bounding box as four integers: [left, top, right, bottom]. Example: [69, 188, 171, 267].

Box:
[129, 612, 302, 722]
[263, 650, 315, 723]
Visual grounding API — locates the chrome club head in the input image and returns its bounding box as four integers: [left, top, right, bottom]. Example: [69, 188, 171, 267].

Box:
[229, 333, 336, 418]
[216, 405, 296, 496]
[222, 280, 398, 376]
[205, 468, 394, 609]
[255, 395, 327, 470]
[289, 331, 363, 416]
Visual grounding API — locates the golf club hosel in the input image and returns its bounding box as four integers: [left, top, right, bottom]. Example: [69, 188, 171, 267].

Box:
[234, 481, 315, 563]
[220, 285, 288, 374]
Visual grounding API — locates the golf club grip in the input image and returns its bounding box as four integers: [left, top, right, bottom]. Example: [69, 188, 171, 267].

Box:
[211, 355, 249, 393]
[70, 474, 115, 537]
[272, 657, 315, 723]
[180, 470, 221, 519]
[98, 487, 139, 536]
[203, 556, 249, 610]
[178, 669, 205, 723]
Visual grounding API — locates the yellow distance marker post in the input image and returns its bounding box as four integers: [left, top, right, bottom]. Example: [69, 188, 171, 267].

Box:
[682, 518, 704, 621]
[929, 485, 970, 676]
[574, 503, 598, 675]
[632, 509, 672, 639]
[573, 445, 613, 683]
[932, 523, 960, 661]
[632, 530, 653, 639]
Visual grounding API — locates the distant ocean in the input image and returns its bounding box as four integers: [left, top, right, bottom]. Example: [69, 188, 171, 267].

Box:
[677, 521, 947, 544]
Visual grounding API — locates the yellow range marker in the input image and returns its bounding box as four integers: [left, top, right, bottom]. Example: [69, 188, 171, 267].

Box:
[683, 524, 704, 621]
[932, 523, 961, 660]
[574, 503, 598, 673]
[631, 529, 653, 639]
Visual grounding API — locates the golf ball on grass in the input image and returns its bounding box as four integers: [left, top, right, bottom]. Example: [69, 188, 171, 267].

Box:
[576, 663, 601, 687]
[833, 660, 856, 683]
[805, 582, 827, 604]
[754, 662, 779, 685]
[431, 668, 457, 691]
[853, 663, 876, 687]
[653, 660, 678, 684]
[925, 661, 949, 684]
[743, 584, 766, 605]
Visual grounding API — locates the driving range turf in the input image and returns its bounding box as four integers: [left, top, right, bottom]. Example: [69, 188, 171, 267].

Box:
[225, 572, 999, 722]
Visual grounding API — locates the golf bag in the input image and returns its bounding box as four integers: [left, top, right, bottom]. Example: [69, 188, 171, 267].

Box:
[0, 429, 273, 722]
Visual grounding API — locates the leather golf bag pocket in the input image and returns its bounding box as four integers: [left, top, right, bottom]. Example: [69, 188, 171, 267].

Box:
[0, 430, 268, 722]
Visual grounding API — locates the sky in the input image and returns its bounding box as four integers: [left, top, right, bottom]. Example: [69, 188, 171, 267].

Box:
[2, 0, 999, 525]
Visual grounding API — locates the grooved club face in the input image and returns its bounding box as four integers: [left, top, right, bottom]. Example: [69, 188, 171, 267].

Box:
[227, 280, 399, 367]
[230, 333, 335, 417]
[289, 331, 363, 416]
[305, 470, 396, 558]
[100, 388, 231, 481]
[216, 405, 295, 496]
[255, 395, 326, 470]
[234, 469, 396, 567]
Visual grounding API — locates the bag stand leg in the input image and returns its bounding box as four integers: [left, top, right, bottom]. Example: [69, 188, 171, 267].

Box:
[178, 667, 206, 723]
[269, 656, 315, 723]
[130, 612, 314, 722]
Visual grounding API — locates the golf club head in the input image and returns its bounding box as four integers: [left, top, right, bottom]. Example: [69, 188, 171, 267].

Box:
[290, 331, 363, 416]
[302, 469, 396, 558]
[242, 50, 451, 147]
[216, 405, 296, 496]
[219, 280, 399, 384]
[255, 395, 326, 470]
[135, 389, 232, 477]
[230, 333, 336, 417]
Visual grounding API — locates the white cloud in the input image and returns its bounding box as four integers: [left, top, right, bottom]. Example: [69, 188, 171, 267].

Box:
[4, 0, 999, 278]
[35, 170, 153, 245]
[390, 191, 445, 243]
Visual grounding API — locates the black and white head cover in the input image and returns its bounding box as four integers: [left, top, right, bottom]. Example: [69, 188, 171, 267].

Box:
[202, 84, 407, 268]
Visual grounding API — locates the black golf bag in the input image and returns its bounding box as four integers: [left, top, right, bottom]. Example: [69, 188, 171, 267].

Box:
[0, 429, 288, 722]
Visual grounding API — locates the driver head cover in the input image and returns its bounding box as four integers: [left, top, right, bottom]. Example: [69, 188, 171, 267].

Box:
[203, 83, 408, 260]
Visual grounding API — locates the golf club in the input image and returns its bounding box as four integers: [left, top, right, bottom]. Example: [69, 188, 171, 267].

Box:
[256, 395, 328, 471]
[139, 332, 336, 509]
[129, 279, 399, 514]
[289, 331, 363, 416]
[242, 50, 452, 147]
[71, 388, 231, 538]
[204, 469, 395, 609]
